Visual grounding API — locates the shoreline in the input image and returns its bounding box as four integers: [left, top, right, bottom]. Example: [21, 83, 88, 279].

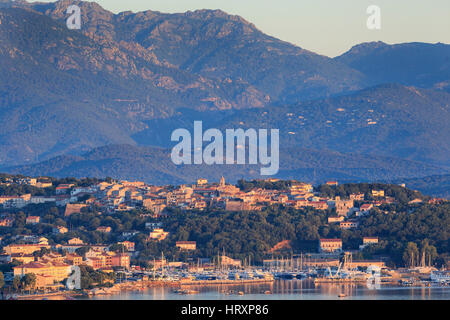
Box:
[13, 277, 448, 300]
[16, 291, 83, 300]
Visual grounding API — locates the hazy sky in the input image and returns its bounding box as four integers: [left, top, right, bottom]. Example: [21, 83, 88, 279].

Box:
[34, 0, 450, 57]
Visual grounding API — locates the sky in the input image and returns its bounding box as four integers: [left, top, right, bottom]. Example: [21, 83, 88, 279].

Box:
[34, 0, 450, 57]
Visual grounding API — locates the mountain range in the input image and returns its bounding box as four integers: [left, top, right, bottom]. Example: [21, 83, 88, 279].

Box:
[0, 0, 449, 187]
[133, 84, 450, 167]
[7, 144, 447, 186]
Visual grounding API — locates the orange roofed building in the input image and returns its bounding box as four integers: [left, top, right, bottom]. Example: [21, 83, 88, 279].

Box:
[85, 253, 130, 270]
[319, 239, 343, 253]
[13, 261, 71, 288]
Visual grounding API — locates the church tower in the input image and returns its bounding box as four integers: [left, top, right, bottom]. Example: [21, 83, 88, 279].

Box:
[219, 176, 225, 187]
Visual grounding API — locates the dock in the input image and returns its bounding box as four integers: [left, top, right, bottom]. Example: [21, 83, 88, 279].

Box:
[314, 278, 367, 284]
[178, 279, 274, 286]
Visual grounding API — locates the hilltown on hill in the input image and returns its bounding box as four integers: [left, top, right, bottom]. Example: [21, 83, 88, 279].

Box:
[0, 174, 448, 295]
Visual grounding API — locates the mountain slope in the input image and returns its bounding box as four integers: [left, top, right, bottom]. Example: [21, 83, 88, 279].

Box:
[394, 175, 450, 199]
[5, 144, 448, 185]
[133, 84, 450, 167]
[0, 1, 448, 178]
[335, 41, 450, 92]
[0, 6, 270, 165]
[29, 0, 367, 102]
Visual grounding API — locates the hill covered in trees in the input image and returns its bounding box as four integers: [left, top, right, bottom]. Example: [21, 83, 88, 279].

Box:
[0, 181, 448, 268]
[393, 175, 450, 199]
[5, 143, 448, 186]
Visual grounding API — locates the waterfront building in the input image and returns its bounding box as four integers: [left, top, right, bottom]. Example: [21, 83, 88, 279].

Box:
[13, 261, 71, 287]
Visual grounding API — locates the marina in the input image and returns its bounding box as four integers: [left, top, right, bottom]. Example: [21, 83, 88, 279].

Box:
[84, 279, 450, 300]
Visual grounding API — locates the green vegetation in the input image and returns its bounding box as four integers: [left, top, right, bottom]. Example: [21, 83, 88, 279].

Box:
[0, 260, 21, 274]
[8, 143, 447, 187]
[0, 179, 448, 268]
[135, 202, 450, 268]
[0, 174, 109, 196]
[237, 179, 292, 192]
[397, 174, 450, 199]
[353, 203, 449, 267]
[0, 184, 53, 197]
[12, 273, 36, 292]
[79, 265, 116, 290]
[316, 183, 426, 203]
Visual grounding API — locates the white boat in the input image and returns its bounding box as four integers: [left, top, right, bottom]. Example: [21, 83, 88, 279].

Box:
[228, 272, 240, 280]
[239, 271, 254, 279]
[431, 271, 450, 283]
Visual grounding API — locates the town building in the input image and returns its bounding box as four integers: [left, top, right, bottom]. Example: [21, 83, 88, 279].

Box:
[13, 261, 71, 288]
[118, 241, 135, 252]
[360, 203, 374, 213]
[197, 178, 208, 186]
[319, 239, 343, 253]
[372, 190, 385, 197]
[148, 228, 169, 241]
[360, 237, 379, 250]
[68, 238, 84, 245]
[53, 226, 69, 234]
[4, 244, 50, 255]
[64, 254, 83, 266]
[220, 255, 241, 268]
[176, 241, 197, 251]
[340, 220, 359, 229]
[26, 216, 40, 225]
[328, 216, 345, 223]
[96, 226, 112, 233]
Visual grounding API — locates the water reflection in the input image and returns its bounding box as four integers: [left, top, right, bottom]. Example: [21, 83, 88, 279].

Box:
[88, 280, 450, 300]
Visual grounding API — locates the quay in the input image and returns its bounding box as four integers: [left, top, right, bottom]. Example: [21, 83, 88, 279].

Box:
[314, 278, 367, 284]
[178, 278, 274, 286]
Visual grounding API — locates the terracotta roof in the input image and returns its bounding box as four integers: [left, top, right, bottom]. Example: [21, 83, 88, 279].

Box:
[320, 239, 342, 242]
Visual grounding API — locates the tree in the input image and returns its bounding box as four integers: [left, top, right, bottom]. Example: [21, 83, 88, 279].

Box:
[33, 247, 51, 259]
[420, 239, 439, 267]
[109, 244, 126, 253]
[75, 246, 91, 257]
[21, 273, 37, 291]
[425, 245, 438, 267]
[12, 276, 21, 292]
[403, 242, 419, 268]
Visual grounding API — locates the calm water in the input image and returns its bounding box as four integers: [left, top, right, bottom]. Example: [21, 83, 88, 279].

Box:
[87, 280, 450, 300]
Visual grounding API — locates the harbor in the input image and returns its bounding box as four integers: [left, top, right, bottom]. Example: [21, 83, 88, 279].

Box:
[80, 262, 449, 299]
[10, 264, 449, 300]
[83, 279, 450, 300]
